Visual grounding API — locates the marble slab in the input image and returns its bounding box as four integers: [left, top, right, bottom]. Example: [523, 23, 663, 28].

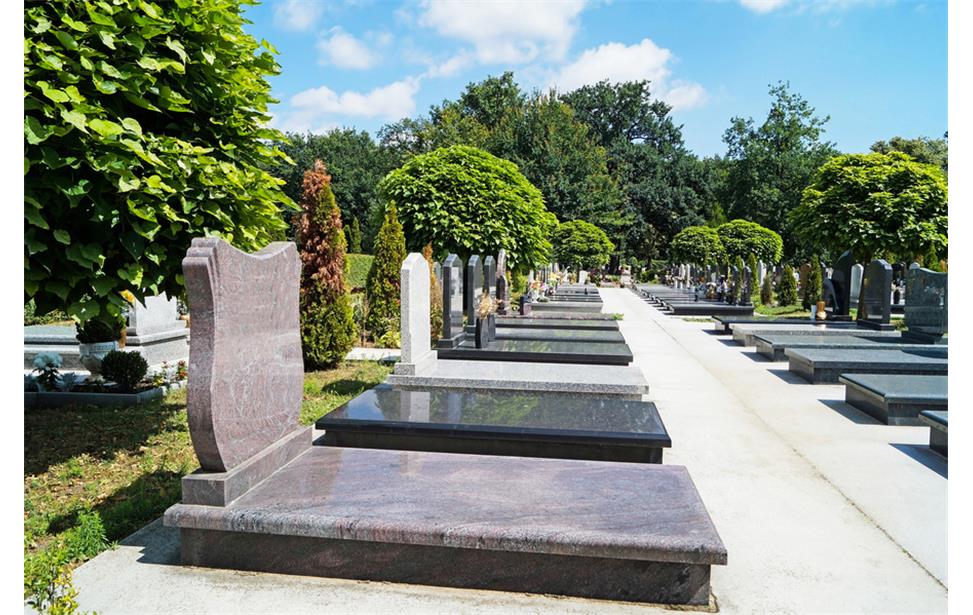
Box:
[755, 333, 947, 361]
[497, 316, 619, 331]
[438, 338, 633, 366]
[786, 348, 948, 384]
[731, 323, 901, 346]
[838, 374, 947, 425]
[316, 384, 669, 463]
[495, 327, 625, 343]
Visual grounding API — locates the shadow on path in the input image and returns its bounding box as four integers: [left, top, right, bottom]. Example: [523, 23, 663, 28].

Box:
[817, 399, 882, 425]
[890, 443, 948, 479]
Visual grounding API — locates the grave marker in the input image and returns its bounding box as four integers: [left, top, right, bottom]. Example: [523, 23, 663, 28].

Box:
[903, 264, 948, 343]
[856, 259, 893, 329]
[395, 253, 437, 375]
[438, 254, 465, 348]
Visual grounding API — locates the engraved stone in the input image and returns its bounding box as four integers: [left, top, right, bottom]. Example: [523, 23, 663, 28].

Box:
[396, 253, 436, 375]
[857, 259, 892, 327]
[483, 255, 496, 301]
[464, 255, 483, 329]
[438, 254, 465, 347]
[903, 265, 948, 343]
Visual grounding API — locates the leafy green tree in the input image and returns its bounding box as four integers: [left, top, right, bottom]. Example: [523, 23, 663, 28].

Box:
[365, 203, 407, 339]
[346, 218, 363, 253]
[24, 0, 292, 324]
[721, 82, 837, 255]
[791, 152, 948, 264]
[717, 219, 783, 264]
[802, 259, 823, 310]
[379, 145, 557, 271]
[669, 226, 725, 265]
[552, 220, 615, 271]
[295, 161, 356, 369]
[871, 134, 947, 176]
[776, 265, 799, 306]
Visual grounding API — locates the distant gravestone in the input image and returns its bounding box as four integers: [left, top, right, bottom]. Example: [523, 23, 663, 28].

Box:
[741, 266, 753, 306]
[395, 253, 436, 375]
[464, 255, 483, 331]
[903, 265, 948, 343]
[496, 276, 508, 315]
[828, 250, 854, 316]
[578, 270, 588, 285]
[849, 263, 864, 306]
[125, 292, 189, 365]
[433, 262, 442, 287]
[856, 259, 893, 329]
[439, 254, 465, 348]
[483, 255, 496, 301]
[182, 237, 304, 472]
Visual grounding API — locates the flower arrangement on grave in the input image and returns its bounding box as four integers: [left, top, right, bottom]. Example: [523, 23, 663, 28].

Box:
[474, 291, 496, 348]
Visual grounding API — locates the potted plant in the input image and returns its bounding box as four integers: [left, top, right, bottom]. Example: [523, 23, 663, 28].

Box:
[474, 291, 496, 348]
[76, 316, 125, 377]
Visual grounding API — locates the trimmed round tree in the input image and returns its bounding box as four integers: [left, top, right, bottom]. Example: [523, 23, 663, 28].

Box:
[669, 226, 725, 265]
[551, 220, 615, 272]
[24, 1, 292, 325]
[365, 203, 407, 339]
[790, 151, 948, 263]
[717, 219, 783, 264]
[295, 161, 356, 369]
[379, 145, 557, 271]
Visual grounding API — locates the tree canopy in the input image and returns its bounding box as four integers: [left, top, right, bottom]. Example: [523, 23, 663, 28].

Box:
[379, 145, 557, 270]
[716, 219, 783, 264]
[25, 0, 292, 323]
[669, 226, 725, 265]
[870, 134, 948, 177]
[552, 220, 615, 271]
[790, 152, 948, 264]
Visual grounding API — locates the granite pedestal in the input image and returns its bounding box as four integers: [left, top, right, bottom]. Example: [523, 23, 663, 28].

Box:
[317, 385, 670, 463]
[438, 338, 634, 366]
[712, 316, 839, 334]
[755, 333, 947, 361]
[838, 374, 948, 425]
[919, 410, 948, 457]
[786, 348, 948, 384]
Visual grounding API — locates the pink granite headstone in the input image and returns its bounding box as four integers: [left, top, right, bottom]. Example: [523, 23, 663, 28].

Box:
[183, 238, 304, 472]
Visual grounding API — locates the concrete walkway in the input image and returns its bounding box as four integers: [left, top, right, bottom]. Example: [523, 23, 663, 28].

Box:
[70, 288, 947, 614]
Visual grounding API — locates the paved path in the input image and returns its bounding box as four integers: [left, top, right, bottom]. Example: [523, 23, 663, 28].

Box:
[70, 288, 946, 614]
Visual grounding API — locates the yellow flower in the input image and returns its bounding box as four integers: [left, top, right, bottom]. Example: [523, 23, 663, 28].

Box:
[121, 290, 135, 304]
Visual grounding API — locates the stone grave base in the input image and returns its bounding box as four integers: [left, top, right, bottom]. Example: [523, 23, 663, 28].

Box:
[785, 348, 949, 385]
[665, 303, 754, 317]
[755, 334, 946, 362]
[839, 374, 948, 426]
[732, 324, 901, 347]
[496, 316, 619, 331]
[920, 411, 948, 457]
[437, 339, 633, 366]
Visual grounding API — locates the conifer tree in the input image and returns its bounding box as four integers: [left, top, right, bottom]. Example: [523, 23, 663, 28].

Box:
[747, 253, 759, 303]
[348, 218, 363, 253]
[365, 203, 407, 338]
[803, 258, 823, 310]
[761, 272, 775, 306]
[776, 264, 799, 306]
[423, 244, 443, 345]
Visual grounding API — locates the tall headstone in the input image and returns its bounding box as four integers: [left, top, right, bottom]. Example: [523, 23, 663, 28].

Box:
[903, 265, 947, 344]
[182, 237, 305, 473]
[483, 255, 496, 300]
[438, 254, 464, 348]
[827, 250, 854, 316]
[856, 259, 893, 329]
[464, 255, 483, 332]
[395, 253, 436, 375]
[849, 263, 864, 307]
[741, 266, 753, 306]
[125, 292, 190, 365]
[578, 270, 588, 285]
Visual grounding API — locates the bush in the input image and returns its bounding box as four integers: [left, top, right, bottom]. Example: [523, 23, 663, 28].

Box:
[346, 218, 363, 253]
[670, 226, 724, 265]
[376, 330, 401, 349]
[424, 244, 443, 344]
[776, 264, 799, 306]
[346, 254, 374, 292]
[301, 297, 357, 367]
[100, 350, 148, 392]
[760, 272, 775, 306]
[366, 203, 406, 339]
[75, 316, 125, 344]
[802, 258, 823, 309]
[551, 220, 614, 271]
[24, 300, 68, 326]
[32, 352, 62, 392]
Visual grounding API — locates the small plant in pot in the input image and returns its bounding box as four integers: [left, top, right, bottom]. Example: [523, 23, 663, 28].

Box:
[474, 291, 496, 348]
[76, 316, 125, 378]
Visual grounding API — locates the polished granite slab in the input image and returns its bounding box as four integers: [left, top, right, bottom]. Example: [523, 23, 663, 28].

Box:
[666, 303, 754, 317]
[24, 324, 76, 345]
[165, 447, 726, 604]
[497, 316, 619, 331]
[531, 301, 604, 313]
[317, 385, 669, 463]
[516, 310, 618, 320]
[438, 338, 633, 365]
[755, 333, 947, 361]
[838, 374, 947, 425]
[786, 347, 948, 384]
[713, 316, 849, 334]
[920, 410, 948, 457]
[495, 326, 625, 344]
[731, 323, 902, 346]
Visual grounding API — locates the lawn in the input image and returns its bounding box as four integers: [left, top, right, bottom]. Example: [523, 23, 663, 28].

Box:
[24, 361, 392, 611]
[754, 303, 811, 317]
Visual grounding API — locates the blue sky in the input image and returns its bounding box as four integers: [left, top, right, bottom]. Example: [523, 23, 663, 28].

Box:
[243, 0, 947, 157]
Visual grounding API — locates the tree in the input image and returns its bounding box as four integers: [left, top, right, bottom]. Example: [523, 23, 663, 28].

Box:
[552, 220, 615, 271]
[24, 0, 293, 324]
[346, 218, 363, 253]
[294, 161, 356, 369]
[802, 258, 823, 310]
[871, 134, 947, 176]
[776, 265, 799, 306]
[379, 145, 557, 271]
[790, 152, 948, 264]
[423, 244, 443, 345]
[747, 253, 759, 302]
[760, 272, 775, 305]
[717, 219, 783, 264]
[721, 82, 837, 255]
[365, 203, 407, 339]
[669, 226, 725, 265]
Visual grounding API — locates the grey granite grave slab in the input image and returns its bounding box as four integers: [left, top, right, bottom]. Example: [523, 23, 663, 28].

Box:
[754, 333, 947, 361]
[495, 327, 625, 343]
[730, 322, 900, 346]
[316, 384, 670, 463]
[666, 303, 754, 317]
[497, 316, 619, 331]
[516, 310, 618, 320]
[838, 374, 947, 425]
[385, 359, 650, 399]
[24, 324, 76, 345]
[438, 338, 633, 366]
[919, 410, 948, 457]
[712, 316, 827, 334]
[531, 301, 603, 313]
[165, 447, 726, 605]
[786, 347, 948, 384]
[463, 255, 483, 332]
[483, 255, 496, 301]
[125, 293, 190, 365]
[438, 254, 465, 348]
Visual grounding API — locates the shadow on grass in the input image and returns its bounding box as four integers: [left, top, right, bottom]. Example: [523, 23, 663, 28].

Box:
[24, 397, 185, 476]
[319, 379, 376, 397]
[890, 443, 948, 478]
[817, 399, 882, 425]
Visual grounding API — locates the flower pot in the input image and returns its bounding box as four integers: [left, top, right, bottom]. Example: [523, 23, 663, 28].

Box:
[78, 341, 119, 377]
[815, 300, 827, 321]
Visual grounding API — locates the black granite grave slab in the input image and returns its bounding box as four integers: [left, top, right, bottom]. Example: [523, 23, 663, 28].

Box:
[438, 254, 465, 349]
[837, 374, 947, 425]
[550, 295, 603, 302]
[495, 327, 625, 343]
[438, 338, 633, 365]
[786, 348, 948, 384]
[497, 316, 619, 331]
[919, 410, 948, 457]
[755, 333, 947, 361]
[856, 259, 894, 330]
[666, 303, 754, 317]
[316, 384, 669, 463]
[531, 301, 604, 313]
[731, 323, 901, 346]
[513, 310, 618, 321]
[712, 316, 832, 334]
[903, 265, 948, 343]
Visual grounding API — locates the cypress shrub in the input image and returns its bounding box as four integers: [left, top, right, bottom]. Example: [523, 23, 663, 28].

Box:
[760, 272, 775, 306]
[424, 243, 443, 345]
[294, 160, 356, 369]
[365, 203, 407, 339]
[747, 253, 759, 302]
[803, 258, 823, 309]
[347, 218, 363, 254]
[777, 264, 799, 306]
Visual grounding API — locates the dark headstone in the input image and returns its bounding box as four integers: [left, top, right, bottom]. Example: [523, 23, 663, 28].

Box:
[483, 255, 496, 301]
[829, 250, 854, 315]
[464, 255, 483, 329]
[903, 265, 947, 343]
[439, 254, 465, 347]
[496, 276, 507, 315]
[741, 266, 753, 306]
[856, 259, 893, 329]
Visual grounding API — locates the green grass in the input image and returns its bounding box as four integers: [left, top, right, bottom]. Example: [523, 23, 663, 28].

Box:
[24, 361, 391, 611]
[754, 304, 811, 317]
[346, 253, 374, 292]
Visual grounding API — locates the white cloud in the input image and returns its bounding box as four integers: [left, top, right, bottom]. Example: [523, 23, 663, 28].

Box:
[740, 0, 788, 13]
[274, 0, 326, 31]
[418, 0, 587, 64]
[423, 52, 474, 78]
[549, 39, 707, 111]
[290, 78, 420, 120]
[317, 28, 381, 69]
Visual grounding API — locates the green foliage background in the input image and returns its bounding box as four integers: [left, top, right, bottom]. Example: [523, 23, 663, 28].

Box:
[552, 220, 615, 270]
[365, 204, 407, 339]
[346, 253, 374, 292]
[717, 219, 783, 264]
[669, 226, 725, 265]
[25, 0, 293, 323]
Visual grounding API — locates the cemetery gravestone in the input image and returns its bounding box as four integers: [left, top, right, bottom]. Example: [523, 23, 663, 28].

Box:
[857, 259, 894, 330]
[903, 265, 948, 343]
[850, 264, 864, 306]
[828, 250, 854, 316]
[395, 253, 436, 375]
[464, 255, 484, 334]
[438, 254, 465, 348]
[483, 255, 496, 301]
[124, 292, 190, 365]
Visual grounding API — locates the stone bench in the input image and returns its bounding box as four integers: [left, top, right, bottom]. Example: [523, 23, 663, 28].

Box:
[786, 348, 948, 385]
[838, 374, 948, 425]
[919, 410, 948, 457]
